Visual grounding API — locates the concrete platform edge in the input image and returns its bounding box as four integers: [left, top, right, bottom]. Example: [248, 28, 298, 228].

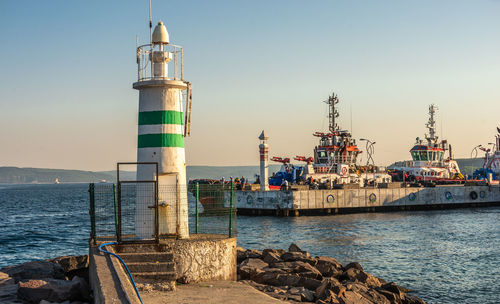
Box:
[89, 245, 141, 304]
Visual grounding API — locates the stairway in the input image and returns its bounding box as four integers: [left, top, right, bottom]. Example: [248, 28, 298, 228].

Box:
[114, 243, 176, 283]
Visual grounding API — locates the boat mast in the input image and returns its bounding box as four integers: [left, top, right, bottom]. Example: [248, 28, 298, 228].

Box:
[425, 104, 438, 146]
[325, 92, 339, 133]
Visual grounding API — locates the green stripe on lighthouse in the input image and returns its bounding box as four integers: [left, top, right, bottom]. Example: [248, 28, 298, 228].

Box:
[139, 111, 184, 125]
[138, 133, 185, 148]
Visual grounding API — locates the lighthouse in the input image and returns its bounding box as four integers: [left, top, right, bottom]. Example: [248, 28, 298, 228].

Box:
[133, 21, 192, 239]
[259, 131, 269, 191]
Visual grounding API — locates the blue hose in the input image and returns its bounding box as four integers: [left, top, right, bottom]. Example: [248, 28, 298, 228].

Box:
[98, 242, 143, 304]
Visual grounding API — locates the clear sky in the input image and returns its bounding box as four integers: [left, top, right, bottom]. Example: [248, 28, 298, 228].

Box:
[0, 0, 499, 171]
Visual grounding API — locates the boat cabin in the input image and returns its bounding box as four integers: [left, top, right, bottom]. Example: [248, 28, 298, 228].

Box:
[313, 131, 360, 166]
[410, 145, 445, 162]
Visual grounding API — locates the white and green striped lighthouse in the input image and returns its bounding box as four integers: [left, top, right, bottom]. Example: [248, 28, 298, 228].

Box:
[133, 21, 192, 239]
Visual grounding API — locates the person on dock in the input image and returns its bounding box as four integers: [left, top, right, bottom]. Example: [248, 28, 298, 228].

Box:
[281, 179, 289, 190]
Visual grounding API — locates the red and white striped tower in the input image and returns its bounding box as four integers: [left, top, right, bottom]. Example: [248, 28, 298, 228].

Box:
[259, 131, 269, 191]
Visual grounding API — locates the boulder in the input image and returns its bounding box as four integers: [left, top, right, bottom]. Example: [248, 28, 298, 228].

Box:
[236, 247, 246, 264]
[356, 289, 391, 304]
[239, 267, 264, 281]
[0, 283, 18, 302]
[278, 274, 302, 287]
[379, 282, 412, 297]
[315, 278, 342, 300]
[316, 296, 341, 304]
[287, 293, 303, 302]
[262, 252, 282, 264]
[268, 261, 293, 272]
[70, 276, 90, 302]
[345, 282, 369, 294]
[343, 262, 363, 272]
[17, 278, 85, 303]
[299, 271, 323, 280]
[299, 277, 323, 290]
[378, 276, 388, 285]
[282, 252, 307, 261]
[329, 285, 346, 299]
[403, 294, 426, 304]
[252, 270, 284, 286]
[239, 258, 268, 270]
[292, 261, 321, 274]
[262, 248, 286, 256]
[288, 286, 315, 302]
[341, 268, 382, 288]
[274, 261, 323, 280]
[281, 252, 315, 265]
[377, 289, 402, 303]
[1, 261, 65, 283]
[0, 272, 15, 286]
[238, 249, 262, 264]
[338, 290, 372, 304]
[47, 256, 88, 280]
[315, 257, 343, 278]
[243, 280, 289, 301]
[289, 243, 307, 254]
[304, 293, 317, 302]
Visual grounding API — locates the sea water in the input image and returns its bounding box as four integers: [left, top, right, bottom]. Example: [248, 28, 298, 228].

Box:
[0, 183, 499, 303]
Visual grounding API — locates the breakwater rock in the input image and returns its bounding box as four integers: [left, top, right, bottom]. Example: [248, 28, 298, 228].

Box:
[237, 244, 426, 304]
[0, 255, 90, 304]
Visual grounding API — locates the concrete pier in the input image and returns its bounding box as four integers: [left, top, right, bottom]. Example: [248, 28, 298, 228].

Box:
[230, 185, 500, 216]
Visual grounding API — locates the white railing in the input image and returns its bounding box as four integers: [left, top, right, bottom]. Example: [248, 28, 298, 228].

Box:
[136, 43, 184, 82]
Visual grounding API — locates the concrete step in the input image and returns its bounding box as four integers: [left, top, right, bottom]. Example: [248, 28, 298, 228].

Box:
[132, 271, 177, 283]
[127, 262, 175, 273]
[118, 252, 174, 263]
[114, 243, 170, 253]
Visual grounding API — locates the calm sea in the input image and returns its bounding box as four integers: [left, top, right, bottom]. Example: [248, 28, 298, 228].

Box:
[0, 183, 499, 304]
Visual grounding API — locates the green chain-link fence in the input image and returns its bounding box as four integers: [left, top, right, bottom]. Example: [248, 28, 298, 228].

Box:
[188, 182, 237, 237]
[89, 182, 236, 244]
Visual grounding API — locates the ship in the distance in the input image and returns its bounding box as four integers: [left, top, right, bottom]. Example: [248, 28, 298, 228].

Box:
[268, 92, 391, 188]
[388, 104, 464, 185]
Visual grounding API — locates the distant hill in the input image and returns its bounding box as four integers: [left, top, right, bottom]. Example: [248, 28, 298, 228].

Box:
[0, 167, 116, 184]
[0, 165, 282, 184]
[0, 159, 482, 184]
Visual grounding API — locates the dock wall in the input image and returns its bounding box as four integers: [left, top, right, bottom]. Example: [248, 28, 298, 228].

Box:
[233, 185, 500, 215]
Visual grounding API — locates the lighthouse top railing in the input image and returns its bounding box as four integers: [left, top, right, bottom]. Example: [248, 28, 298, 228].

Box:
[136, 43, 184, 82]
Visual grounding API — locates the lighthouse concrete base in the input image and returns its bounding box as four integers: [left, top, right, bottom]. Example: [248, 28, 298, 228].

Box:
[165, 234, 237, 282]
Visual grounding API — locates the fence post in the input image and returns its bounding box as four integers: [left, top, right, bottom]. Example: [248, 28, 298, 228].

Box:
[112, 184, 119, 241]
[117, 182, 122, 244]
[229, 179, 234, 237]
[88, 183, 96, 246]
[195, 182, 199, 234]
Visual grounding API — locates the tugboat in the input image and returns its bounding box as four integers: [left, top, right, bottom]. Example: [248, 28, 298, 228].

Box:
[389, 104, 464, 185]
[472, 128, 500, 184]
[269, 92, 391, 188]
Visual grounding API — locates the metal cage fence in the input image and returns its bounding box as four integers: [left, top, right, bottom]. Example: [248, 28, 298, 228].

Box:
[187, 183, 237, 237]
[89, 182, 237, 244]
[89, 183, 117, 244]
